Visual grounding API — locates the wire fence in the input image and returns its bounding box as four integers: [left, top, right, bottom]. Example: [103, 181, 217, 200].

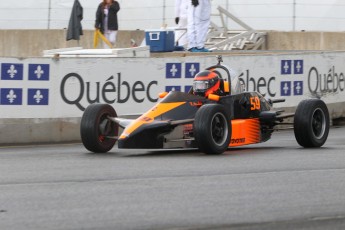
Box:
[1, 0, 345, 31]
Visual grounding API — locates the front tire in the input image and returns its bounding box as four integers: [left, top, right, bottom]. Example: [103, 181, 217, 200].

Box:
[80, 104, 118, 153]
[194, 104, 231, 155]
[294, 99, 330, 148]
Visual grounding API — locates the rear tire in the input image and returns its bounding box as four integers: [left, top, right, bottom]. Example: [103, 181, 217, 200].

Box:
[294, 99, 329, 148]
[194, 104, 231, 155]
[80, 104, 118, 153]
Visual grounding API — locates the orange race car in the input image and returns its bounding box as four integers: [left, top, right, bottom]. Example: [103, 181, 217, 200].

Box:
[80, 56, 330, 154]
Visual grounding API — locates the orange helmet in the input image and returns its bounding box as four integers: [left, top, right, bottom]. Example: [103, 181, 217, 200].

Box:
[193, 70, 221, 97]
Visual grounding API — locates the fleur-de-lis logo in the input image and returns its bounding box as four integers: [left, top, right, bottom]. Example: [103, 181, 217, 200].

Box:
[33, 90, 44, 103]
[34, 65, 44, 79]
[189, 64, 197, 76]
[6, 90, 17, 103]
[7, 65, 17, 78]
[170, 64, 178, 77]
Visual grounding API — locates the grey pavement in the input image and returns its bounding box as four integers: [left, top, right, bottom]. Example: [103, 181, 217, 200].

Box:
[0, 127, 345, 230]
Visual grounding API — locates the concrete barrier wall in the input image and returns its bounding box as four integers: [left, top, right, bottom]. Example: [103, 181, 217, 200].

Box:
[1, 51, 345, 145]
[0, 118, 80, 145]
[3, 30, 345, 57]
[267, 31, 345, 51]
[0, 30, 145, 57]
[1, 102, 344, 145]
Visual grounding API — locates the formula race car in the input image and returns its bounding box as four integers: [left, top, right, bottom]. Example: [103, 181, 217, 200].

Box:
[80, 56, 330, 154]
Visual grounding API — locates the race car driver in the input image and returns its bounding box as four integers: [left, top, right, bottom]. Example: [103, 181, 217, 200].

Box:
[192, 70, 225, 97]
[188, 0, 211, 52]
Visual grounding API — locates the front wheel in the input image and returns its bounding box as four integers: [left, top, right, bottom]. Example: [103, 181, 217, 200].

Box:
[194, 104, 231, 155]
[80, 104, 118, 153]
[294, 99, 330, 148]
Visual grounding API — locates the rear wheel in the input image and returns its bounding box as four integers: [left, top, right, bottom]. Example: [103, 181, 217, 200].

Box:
[294, 99, 329, 148]
[194, 104, 231, 155]
[80, 104, 118, 153]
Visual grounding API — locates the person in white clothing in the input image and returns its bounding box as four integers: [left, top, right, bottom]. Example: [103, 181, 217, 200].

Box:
[188, 0, 211, 52]
[175, 0, 189, 46]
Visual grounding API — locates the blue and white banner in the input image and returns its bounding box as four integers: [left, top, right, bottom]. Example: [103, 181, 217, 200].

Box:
[166, 63, 182, 79]
[0, 88, 23, 105]
[0, 61, 50, 116]
[281, 60, 292, 75]
[27, 89, 49, 105]
[1, 63, 24, 80]
[293, 81, 303, 96]
[185, 63, 200, 78]
[294, 60, 304, 75]
[1, 52, 345, 119]
[29, 64, 50, 81]
[281, 81, 292, 96]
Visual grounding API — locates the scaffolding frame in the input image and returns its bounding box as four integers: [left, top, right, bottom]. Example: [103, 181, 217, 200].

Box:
[206, 6, 267, 51]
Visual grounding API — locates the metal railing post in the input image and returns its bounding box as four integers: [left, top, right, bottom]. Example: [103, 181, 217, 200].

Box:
[226, 0, 229, 29]
[48, 0, 52, 29]
[163, 0, 166, 26]
[292, 0, 296, 31]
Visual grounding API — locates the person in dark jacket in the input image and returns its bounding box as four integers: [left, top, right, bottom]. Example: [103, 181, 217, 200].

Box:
[95, 0, 120, 48]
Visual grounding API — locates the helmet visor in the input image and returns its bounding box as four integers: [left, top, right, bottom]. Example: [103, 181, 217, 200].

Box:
[193, 80, 209, 92]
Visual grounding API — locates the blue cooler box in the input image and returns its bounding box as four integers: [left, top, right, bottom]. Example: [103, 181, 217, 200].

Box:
[145, 30, 175, 52]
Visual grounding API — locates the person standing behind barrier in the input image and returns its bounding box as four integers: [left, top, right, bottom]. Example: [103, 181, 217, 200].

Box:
[175, 0, 189, 46]
[95, 0, 120, 48]
[188, 0, 211, 52]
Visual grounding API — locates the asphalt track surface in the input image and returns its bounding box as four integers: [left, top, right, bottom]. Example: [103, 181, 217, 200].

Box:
[1, 127, 345, 230]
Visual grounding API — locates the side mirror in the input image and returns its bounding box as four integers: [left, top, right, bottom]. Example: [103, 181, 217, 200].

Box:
[159, 92, 168, 98]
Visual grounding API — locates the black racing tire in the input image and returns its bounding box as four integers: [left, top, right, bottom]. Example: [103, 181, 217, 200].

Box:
[194, 104, 231, 155]
[80, 104, 118, 153]
[294, 99, 330, 148]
